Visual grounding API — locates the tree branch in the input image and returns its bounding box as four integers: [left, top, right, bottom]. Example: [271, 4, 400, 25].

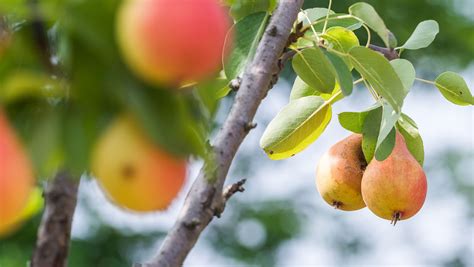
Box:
[138, 1, 304, 266]
[369, 44, 399, 60]
[31, 171, 79, 267]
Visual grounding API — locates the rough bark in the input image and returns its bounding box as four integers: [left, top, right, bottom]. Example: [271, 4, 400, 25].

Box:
[138, 1, 304, 266]
[31, 171, 79, 267]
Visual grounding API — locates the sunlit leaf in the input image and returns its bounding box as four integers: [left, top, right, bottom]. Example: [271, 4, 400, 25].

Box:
[322, 26, 359, 54]
[260, 96, 332, 160]
[290, 76, 332, 101]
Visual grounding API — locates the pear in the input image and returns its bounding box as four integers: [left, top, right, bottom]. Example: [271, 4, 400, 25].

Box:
[91, 115, 186, 212]
[316, 134, 367, 211]
[0, 110, 34, 233]
[361, 132, 427, 224]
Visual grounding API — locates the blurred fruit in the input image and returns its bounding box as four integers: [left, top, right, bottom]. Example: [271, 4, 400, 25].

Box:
[91, 115, 186, 212]
[316, 134, 367, 211]
[0, 110, 35, 233]
[362, 132, 427, 224]
[0, 187, 44, 237]
[116, 0, 232, 87]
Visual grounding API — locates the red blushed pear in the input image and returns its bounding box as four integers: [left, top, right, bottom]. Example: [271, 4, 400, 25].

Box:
[362, 132, 427, 225]
[117, 0, 233, 87]
[316, 134, 367, 211]
[91, 115, 186, 212]
[0, 110, 35, 233]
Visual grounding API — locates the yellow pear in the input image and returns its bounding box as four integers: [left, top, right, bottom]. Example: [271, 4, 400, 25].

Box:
[316, 134, 367, 211]
[91, 115, 186, 212]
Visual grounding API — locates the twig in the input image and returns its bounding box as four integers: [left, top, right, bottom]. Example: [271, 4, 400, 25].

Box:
[137, 1, 304, 266]
[369, 44, 399, 60]
[30, 171, 79, 267]
[223, 179, 247, 202]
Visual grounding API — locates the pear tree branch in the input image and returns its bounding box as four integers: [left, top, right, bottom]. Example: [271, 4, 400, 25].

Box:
[31, 171, 79, 267]
[138, 1, 304, 266]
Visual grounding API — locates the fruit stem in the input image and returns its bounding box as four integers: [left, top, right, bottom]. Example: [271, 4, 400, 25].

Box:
[391, 211, 402, 226]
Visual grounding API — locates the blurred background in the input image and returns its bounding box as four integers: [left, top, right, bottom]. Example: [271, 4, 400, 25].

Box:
[1, 0, 473, 266]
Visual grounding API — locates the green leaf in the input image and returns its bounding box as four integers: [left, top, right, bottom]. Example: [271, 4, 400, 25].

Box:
[434, 71, 473, 106]
[62, 107, 102, 176]
[0, 71, 66, 104]
[338, 103, 381, 133]
[312, 14, 363, 32]
[322, 26, 359, 69]
[290, 76, 332, 101]
[224, 12, 268, 80]
[348, 46, 406, 112]
[361, 104, 398, 162]
[196, 77, 230, 115]
[325, 51, 353, 96]
[376, 100, 400, 156]
[362, 106, 382, 162]
[298, 8, 334, 27]
[260, 96, 332, 160]
[396, 113, 424, 166]
[228, 0, 277, 20]
[9, 104, 64, 179]
[116, 80, 207, 157]
[375, 127, 396, 161]
[349, 2, 390, 47]
[292, 47, 336, 94]
[388, 31, 398, 49]
[322, 26, 360, 54]
[390, 59, 416, 93]
[401, 20, 439, 50]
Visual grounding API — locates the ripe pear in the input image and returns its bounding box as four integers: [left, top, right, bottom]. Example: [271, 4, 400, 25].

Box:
[316, 134, 367, 211]
[116, 0, 232, 87]
[361, 132, 427, 224]
[0, 187, 43, 237]
[0, 111, 35, 232]
[91, 115, 186, 212]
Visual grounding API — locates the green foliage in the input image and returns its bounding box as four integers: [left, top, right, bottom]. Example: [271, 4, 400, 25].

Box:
[396, 113, 424, 166]
[292, 48, 336, 94]
[224, 12, 268, 81]
[400, 20, 439, 50]
[224, 0, 277, 21]
[261, 1, 472, 161]
[435, 71, 474, 106]
[390, 59, 416, 92]
[349, 2, 390, 47]
[325, 51, 353, 96]
[348, 46, 406, 112]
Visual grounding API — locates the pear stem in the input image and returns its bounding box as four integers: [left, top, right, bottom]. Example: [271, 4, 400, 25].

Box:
[391, 211, 402, 226]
